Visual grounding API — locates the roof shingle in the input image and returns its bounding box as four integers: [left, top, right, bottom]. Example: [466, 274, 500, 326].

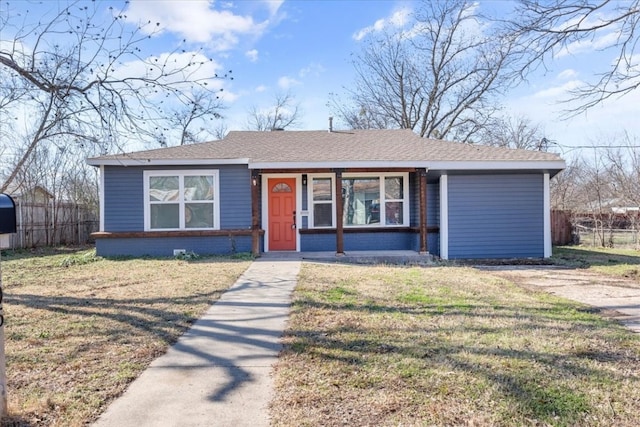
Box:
[88, 129, 564, 166]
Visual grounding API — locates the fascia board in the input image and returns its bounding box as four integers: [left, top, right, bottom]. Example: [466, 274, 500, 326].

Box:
[249, 161, 423, 169]
[86, 158, 250, 167]
[427, 160, 566, 170]
[249, 160, 566, 171]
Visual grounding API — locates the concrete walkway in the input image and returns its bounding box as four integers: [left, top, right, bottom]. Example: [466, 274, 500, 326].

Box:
[93, 257, 301, 427]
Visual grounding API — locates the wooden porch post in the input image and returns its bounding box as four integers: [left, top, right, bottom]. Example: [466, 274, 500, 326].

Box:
[419, 168, 428, 254]
[334, 169, 344, 255]
[251, 170, 261, 257]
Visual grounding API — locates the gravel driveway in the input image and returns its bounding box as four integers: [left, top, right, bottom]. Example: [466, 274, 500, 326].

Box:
[478, 265, 640, 334]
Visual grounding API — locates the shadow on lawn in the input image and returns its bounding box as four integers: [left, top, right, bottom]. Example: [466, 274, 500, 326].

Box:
[553, 246, 640, 268]
[5, 292, 224, 344]
[283, 297, 639, 424]
[5, 276, 289, 417]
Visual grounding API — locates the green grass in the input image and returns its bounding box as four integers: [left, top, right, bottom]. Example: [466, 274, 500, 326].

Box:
[552, 246, 640, 278]
[271, 263, 640, 426]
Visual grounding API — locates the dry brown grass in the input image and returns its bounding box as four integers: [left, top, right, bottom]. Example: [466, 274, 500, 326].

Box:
[271, 262, 640, 427]
[1, 248, 250, 426]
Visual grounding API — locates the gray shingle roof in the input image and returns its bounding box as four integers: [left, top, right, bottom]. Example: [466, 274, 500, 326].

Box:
[87, 129, 564, 167]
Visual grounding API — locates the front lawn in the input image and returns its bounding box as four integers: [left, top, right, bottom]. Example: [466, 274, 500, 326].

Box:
[271, 263, 640, 426]
[0, 248, 250, 426]
[552, 246, 640, 279]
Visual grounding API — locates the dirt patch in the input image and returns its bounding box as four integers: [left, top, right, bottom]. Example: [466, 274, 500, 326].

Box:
[479, 266, 640, 333]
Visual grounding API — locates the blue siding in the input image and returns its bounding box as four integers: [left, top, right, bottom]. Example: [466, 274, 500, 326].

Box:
[103, 164, 251, 232]
[345, 232, 414, 251]
[104, 167, 144, 231]
[97, 235, 252, 257]
[407, 233, 440, 255]
[219, 167, 251, 229]
[301, 233, 336, 252]
[409, 175, 439, 228]
[410, 173, 419, 226]
[447, 174, 544, 259]
[301, 231, 438, 253]
[99, 164, 252, 257]
[301, 179, 308, 210]
[427, 182, 440, 227]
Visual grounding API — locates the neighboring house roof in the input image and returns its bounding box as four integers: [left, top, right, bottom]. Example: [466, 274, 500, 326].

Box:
[3, 183, 54, 201]
[612, 207, 640, 214]
[87, 129, 565, 173]
[599, 198, 640, 214]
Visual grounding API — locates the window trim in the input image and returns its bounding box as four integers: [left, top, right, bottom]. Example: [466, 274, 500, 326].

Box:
[307, 172, 409, 229]
[307, 174, 336, 229]
[143, 169, 220, 232]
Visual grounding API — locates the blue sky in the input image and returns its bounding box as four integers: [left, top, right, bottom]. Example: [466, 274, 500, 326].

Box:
[5, 0, 640, 159]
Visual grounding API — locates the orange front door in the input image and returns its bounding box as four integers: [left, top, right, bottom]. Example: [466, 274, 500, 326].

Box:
[268, 178, 296, 251]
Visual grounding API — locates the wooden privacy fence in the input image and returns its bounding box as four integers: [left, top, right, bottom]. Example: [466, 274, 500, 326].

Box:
[551, 209, 574, 246]
[1, 200, 98, 249]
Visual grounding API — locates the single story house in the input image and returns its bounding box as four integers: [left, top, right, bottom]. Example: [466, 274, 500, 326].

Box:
[87, 128, 565, 259]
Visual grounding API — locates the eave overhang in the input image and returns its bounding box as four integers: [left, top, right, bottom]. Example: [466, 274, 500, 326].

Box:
[249, 160, 567, 175]
[86, 158, 250, 167]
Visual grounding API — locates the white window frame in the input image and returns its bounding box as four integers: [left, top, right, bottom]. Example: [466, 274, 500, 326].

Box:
[307, 172, 409, 229]
[307, 174, 336, 228]
[143, 170, 220, 231]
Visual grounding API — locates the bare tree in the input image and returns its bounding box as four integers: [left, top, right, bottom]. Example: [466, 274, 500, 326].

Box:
[246, 92, 301, 131]
[605, 134, 640, 209]
[550, 159, 582, 211]
[334, 0, 519, 142]
[0, 1, 227, 193]
[605, 137, 640, 246]
[478, 114, 550, 150]
[328, 93, 392, 130]
[163, 90, 225, 146]
[5, 136, 98, 246]
[574, 149, 620, 246]
[212, 123, 229, 141]
[505, 0, 640, 115]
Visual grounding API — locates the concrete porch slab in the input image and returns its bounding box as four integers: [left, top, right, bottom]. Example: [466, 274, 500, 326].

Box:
[261, 250, 438, 266]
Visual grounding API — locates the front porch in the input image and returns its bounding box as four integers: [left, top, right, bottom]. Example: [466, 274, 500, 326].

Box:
[251, 168, 437, 256]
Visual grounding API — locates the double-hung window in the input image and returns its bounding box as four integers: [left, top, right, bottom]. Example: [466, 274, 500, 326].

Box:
[144, 170, 220, 231]
[311, 177, 334, 227]
[308, 172, 408, 228]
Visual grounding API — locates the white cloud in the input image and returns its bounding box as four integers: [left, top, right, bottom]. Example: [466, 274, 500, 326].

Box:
[353, 7, 412, 41]
[298, 63, 325, 78]
[555, 29, 620, 58]
[255, 85, 268, 92]
[122, 0, 272, 51]
[245, 49, 259, 62]
[110, 51, 227, 101]
[532, 80, 583, 99]
[557, 69, 578, 80]
[278, 76, 301, 89]
[263, 0, 285, 16]
[217, 88, 239, 103]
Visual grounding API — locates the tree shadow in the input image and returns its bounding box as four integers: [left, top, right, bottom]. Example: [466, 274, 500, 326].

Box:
[553, 246, 640, 268]
[6, 292, 223, 344]
[281, 293, 639, 424]
[4, 271, 293, 417]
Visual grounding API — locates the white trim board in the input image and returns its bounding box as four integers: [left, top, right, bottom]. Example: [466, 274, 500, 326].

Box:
[543, 173, 552, 258]
[439, 174, 449, 260]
